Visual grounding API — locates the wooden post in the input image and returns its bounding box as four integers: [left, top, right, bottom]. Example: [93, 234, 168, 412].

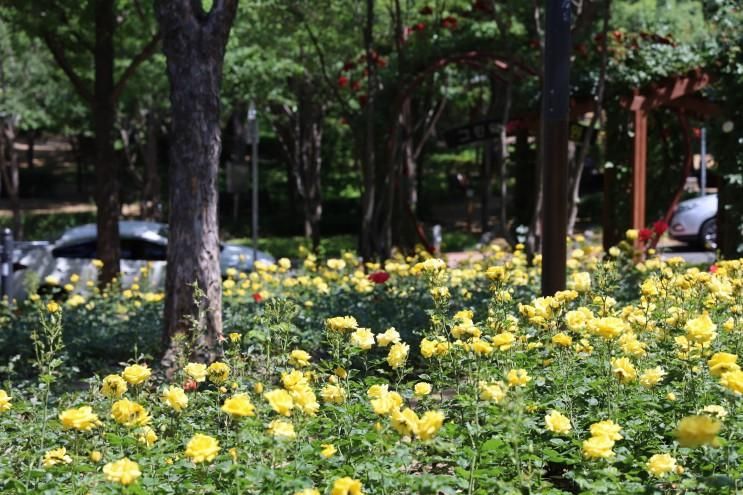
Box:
[540, 0, 570, 296]
[631, 109, 647, 231]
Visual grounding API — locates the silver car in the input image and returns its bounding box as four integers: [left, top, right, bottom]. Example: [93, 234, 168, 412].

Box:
[11, 220, 273, 299]
[669, 194, 717, 249]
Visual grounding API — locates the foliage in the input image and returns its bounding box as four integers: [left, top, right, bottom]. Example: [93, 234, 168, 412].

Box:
[0, 238, 741, 493]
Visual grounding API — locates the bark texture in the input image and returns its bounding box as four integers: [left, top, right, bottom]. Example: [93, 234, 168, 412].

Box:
[157, 0, 237, 362]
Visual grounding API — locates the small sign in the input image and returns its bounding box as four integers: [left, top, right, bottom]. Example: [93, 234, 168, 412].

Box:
[444, 119, 501, 148]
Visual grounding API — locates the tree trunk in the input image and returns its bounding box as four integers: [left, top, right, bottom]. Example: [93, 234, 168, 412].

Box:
[0, 118, 22, 238]
[27, 130, 36, 170]
[359, 0, 377, 260]
[157, 0, 237, 363]
[94, 0, 121, 285]
[141, 111, 161, 220]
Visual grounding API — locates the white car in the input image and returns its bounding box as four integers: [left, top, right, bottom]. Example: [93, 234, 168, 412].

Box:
[11, 221, 273, 299]
[669, 194, 717, 249]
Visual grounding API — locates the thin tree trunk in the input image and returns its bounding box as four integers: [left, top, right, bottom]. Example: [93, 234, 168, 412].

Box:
[359, 0, 376, 260]
[141, 111, 161, 220]
[0, 118, 22, 238]
[94, 0, 121, 284]
[157, 0, 237, 363]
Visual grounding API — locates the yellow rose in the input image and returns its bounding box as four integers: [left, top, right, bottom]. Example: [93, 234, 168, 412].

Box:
[320, 384, 346, 404]
[121, 364, 151, 385]
[416, 410, 445, 440]
[582, 435, 615, 459]
[289, 349, 312, 367]
[267, 419, 296, 440]
[326, 316, 358, 333]
[281, 369, 309, 391]
[110, 399, 150, 427]
[103, 458, 141, 485]
[59, 406, 101, 431]
[639, 367, 666, 388]
[320, 443, 337, 458]
[42, 447, 72, 468]
[414, 382, 432, 397]
[676, 415, 721, 447]
[350, 328, 375, 350]
[507, 369, 531, 387]
[479, 381, 507, 403]
[161, 385, 189, 412]
[295, 489, 321, 495]
[610, 357, 637, 383]
[720, 369, 743, 395]
[375, 327, 401, 347]
[551, 333, 573, 347]
[590, 420, 623, 440]
[685, 313, 717, 345]
[0, 390, 11, 412]
[264, 389, 294, 416]
[492, 332, 516, 351]
[222, 393, 256, 417]
[707, 352, 739, 377]
[386, 342, 409, 369]
[646, 453, 680, 477]
[625, 229, 638, 240]
[89, 450, 102, 463]
[184, 362, 207, 382]
[569, 272, 591, 292]
[138, 426, 158, 447]
[185, 433, 220, 463]
[207, 362, 231, 384]
[544, 410, 572, 435]
[289, 385, 319, 416]
[331, 477, 364, 495]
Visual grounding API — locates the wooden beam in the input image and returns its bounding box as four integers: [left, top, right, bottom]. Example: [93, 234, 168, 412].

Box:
[666, 95, 721, 118]
[632, 109, 648, 231]
[629, 71, 713, 112]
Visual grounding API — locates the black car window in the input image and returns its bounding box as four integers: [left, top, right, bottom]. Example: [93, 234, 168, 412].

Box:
[52, 240, 97, 259]
[121, 239, 167, 261]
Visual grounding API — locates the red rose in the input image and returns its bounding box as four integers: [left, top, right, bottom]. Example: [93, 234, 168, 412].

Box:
[337, 76, 349, 88]
[341, 61, 355, 72]
[252, 292, 263, 303]
[358, 94, 368, 107]
[183, 379, 198, 393]
[351, 80, 362, 91]
[638, 228, 653, 243]
[653, 220, 668, 236]
[368, 271, 390, 284]
[709, 264, 717, 273]
[415, 22, 426, 32]
[441, 16, 458, 29]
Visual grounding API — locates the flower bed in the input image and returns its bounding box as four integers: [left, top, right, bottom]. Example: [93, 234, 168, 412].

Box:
[0, 240, 741, 494]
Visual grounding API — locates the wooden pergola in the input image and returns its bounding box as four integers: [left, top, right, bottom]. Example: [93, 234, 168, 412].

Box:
[623, 69, 719, 231]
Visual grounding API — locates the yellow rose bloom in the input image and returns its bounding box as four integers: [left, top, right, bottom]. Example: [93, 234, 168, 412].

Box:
[320, 443, 337, 458]
[0, 390, 11, 412]
[59, 406, 101, 431]
[185, 433, 220, 463]
[221, 393, 256, 417]
[626, 229, 638, 240]
[590, 420, 623, 441]
[376, 327, 401, 347]
[387, 342, 409, 369]
[264, 389, 294, 416]
[569, 272, 591, 292]
[646, 453, 679, 477]
[582, 435, 615, 459]
[544, 410, 572, 435]
[103, 458, 141, 485]
[281, 369, 309, 391]
[416, 410, 445, 440]
[676, 415, 721, 448]
[161, 385, 188, 412]
[46, 301, 61, 313]
[326, 316, 358, 333]
[414, 382, 432, 396]
[289, 385, 319, 416]
[551, 333, 573, 347]
[479, 381, 507, 403]
[89, 450, 102, 463]
[492, 332, 516, 351]
[207, 362, 231, 384]
[110, 399, 150, 427]
[100, 375, 128, 399]
[289, 349, 312, 367]
[267, 419, 296, 440]
[720, 369, 743, 395]
[507, 369, 531, 387]
[707, 352, 739, 377]
[184, 362, 208, 382]
[588, 317, 626, 340]
[331, 476, 364, 495]
[610, 357, 637, 383]
[121, 364, 151, 385]
[294, 489, 321, 495]
[699, 405, 728, 420]
[320, 384, 346, 404]
[350, 328, 375, 350]
[639, 367, 666, 388]
[138, 426, 158, 447]
[42, 447, 72, 468]
[228, 332, 241, 343]
[685, 313, 717, 345]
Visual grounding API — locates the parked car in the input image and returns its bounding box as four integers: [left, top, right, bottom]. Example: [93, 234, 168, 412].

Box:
[10, 221, 273, 299]
[669, 194, 717, 249]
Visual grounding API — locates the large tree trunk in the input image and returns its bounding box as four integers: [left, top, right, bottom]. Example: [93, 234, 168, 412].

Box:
[359, 0, 377, 260]
[141, 111, 162, 220]
[157, 0, 237, 363]
[94, 0, 121, 285]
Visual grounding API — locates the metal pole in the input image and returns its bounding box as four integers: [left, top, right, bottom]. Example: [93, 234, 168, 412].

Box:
[540, 0, 571, 296]
[248, 101, 259, 265]
[700, 127, 707, 197]
[1, 228, 12, 299]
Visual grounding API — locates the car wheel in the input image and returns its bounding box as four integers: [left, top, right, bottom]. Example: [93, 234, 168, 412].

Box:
[698, 218, 717, 251]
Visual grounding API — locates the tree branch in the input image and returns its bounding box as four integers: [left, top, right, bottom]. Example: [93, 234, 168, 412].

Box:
[112, 32, 162, 103]
[41, 32, 93, 106]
